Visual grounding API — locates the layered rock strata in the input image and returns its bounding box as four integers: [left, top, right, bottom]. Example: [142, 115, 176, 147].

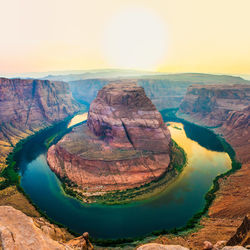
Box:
[47, 82, 171, 193]
[178, 84, 250, 162]
[152, 84, 250, 249]
[0, 77, 80, 170]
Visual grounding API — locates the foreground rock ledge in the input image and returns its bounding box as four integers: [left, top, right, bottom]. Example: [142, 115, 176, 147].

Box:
[47, 81, 172, 193]
[0, 206, 93, 250]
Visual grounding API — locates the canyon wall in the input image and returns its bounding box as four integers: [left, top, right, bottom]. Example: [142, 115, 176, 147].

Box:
[0, 77, 81, 170]
[178, 84, 250, 162]
[156, 84, 250, 249]
[67, 73, 249, 110]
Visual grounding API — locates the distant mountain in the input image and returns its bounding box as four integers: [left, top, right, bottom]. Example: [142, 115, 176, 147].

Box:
[43, 69, 158, 82]
[42, 70, 250, 84]
[66, 73, 250, 110]
[236, 74, 250, 80]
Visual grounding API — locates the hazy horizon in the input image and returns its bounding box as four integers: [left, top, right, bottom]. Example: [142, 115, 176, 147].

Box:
[1, 68, 250, 81]
[1, 0, 250, 75]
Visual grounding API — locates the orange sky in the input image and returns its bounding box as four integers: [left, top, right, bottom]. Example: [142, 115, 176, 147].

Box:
[0, 0, 250, 75]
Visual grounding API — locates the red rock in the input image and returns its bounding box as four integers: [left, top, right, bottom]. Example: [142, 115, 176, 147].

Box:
[87, 82, 171, 153]
[178, 84, 250, 163]
[203, 241, 213, 249]
[0, 77, 81, 170]
[47, 82, 171, 192]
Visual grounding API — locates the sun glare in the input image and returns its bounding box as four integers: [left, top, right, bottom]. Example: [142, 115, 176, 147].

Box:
[102, 7, 168, 70]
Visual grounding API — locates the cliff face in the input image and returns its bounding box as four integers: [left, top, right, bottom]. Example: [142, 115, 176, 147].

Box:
[47, 82, 171, 193]
[0, 77, 80, 170]
[178, 84, 250, 162]
[161, 84, 250, 249]
[87, 82, 171, 152]
[178, 84, 249, 126]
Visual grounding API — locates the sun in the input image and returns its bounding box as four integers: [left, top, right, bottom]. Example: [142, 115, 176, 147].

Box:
[102, 7, 168, 70]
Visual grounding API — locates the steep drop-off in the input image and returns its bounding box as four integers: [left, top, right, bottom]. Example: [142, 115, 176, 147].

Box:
[47, 82, 172, 195]
[154, 84, 250, 249]
[0, 77, 81, 170]
[0, 206, 93, 250]
[178, 84, 250, 162]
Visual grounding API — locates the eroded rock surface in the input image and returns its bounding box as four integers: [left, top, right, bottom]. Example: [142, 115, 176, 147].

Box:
[48, 82, 171, 193]
[0, 77, 80, 170]
[137, 243, 189, 250]
[87, 82, 171, 152]
[153, 84, 250, 249]
[0, 206, 92, 250]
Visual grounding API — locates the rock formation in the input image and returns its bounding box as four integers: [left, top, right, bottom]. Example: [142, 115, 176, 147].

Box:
[178, 84, 250, 162]
[87, 82, 171, 152]
[227, 214, 250, 247]
[0, 206, 247, 250]
[0, 206, 93, 250]
[47, 82, 171, 193]
[137, 243, 189, 250]
[154, 84, 250, 249]
[0, 77, 81, 170]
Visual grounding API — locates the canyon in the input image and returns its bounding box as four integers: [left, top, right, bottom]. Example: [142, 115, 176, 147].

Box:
[178, 84, 250, 163]
[65, 73, 249, 110]
[0, 78, 81, 171]
[47, 82, 173, 196]
[0, 75, 249, 249]
[152, 84, 250, 249]
[0, 77, 82, 243]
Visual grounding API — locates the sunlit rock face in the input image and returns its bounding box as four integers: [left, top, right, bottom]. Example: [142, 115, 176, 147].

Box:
[0, 206, 93, 250]
[87, 82, 171, 153]
[0, 77, 80, 170]
[48, 82, 172, 193]
[177, 84, 250, 241]
[178, 84, 250, 163]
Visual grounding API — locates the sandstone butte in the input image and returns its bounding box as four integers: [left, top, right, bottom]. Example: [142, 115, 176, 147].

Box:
[47, 81, 172, 193]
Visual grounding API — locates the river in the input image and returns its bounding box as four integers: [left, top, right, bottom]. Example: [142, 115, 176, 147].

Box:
[17, 113, 231, 239]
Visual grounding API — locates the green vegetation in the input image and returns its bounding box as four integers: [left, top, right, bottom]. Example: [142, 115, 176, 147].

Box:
[173, 126, 182, 130]
[171, 140, 187, 173]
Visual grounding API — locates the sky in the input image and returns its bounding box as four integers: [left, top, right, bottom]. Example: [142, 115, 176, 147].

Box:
[0, 0, 250, 75]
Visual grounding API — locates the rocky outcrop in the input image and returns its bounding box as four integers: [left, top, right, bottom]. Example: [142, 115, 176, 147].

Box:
[47, 82, 171, 193]
[137, 242, 248, 250]
[227, 215, 250, 247]
[0, 77, 80, 170]
[137, 243, 189, 250]
[0, 206, 93, 250]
